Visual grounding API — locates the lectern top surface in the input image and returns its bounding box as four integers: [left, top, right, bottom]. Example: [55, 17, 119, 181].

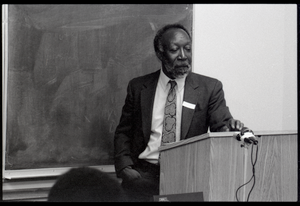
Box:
[158, 130, 297, 152]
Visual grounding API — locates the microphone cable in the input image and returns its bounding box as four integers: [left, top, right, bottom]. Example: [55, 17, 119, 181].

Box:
[235, 143, 259, 202]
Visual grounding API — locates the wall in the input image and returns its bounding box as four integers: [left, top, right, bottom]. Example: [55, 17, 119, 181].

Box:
[193, 4, 297, 132]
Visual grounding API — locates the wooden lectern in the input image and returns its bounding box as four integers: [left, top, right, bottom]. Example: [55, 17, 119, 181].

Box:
[159, 131, 297, 201]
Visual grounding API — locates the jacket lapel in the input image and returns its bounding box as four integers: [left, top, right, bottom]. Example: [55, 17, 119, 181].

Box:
[181, 74, 199, 140]
[140, 71, 199, 141]
[141, 70, 160, 143]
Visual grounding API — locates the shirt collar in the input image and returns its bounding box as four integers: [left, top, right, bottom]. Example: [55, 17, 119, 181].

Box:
[159, 69, 186, 92]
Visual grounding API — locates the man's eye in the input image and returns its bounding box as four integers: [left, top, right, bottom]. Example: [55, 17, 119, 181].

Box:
[169, 49, 178, 52]
[185, 46, 191, 51]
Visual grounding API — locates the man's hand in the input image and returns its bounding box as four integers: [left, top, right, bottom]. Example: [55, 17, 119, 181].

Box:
[218, 118, 244, 132]
[227, 118, 244, 131]
[119, 166, 141, 182]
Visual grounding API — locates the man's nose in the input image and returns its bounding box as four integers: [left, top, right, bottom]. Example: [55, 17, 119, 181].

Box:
[178, 48, 187, 59]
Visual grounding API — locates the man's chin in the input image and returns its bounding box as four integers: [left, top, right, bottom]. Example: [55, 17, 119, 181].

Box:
[163, 64, 191, 79]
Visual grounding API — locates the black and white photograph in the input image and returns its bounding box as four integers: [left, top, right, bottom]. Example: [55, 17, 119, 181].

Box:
[2, 4, 298, 202]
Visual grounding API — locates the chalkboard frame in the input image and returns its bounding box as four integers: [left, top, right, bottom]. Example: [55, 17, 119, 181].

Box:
[3, 4, 9, 179]
[3, 165, 115, 180]
[2, 4, 193, 179]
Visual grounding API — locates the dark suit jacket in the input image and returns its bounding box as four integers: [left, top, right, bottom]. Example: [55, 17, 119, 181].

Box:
[114, 70, 232, 175]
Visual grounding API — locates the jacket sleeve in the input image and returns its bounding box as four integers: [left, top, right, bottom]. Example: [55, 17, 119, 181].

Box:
[208, 80, 233, 132]
[114, 80, 135, 176]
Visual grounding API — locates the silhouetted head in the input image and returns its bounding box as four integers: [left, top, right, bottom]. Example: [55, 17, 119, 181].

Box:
[48, 167, 127, 202]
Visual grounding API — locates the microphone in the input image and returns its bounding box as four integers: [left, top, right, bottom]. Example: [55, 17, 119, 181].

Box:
[235, 127, 258, 145]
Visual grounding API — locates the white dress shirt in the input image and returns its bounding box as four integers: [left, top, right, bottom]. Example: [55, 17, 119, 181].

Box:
[138, 69, 186, 164]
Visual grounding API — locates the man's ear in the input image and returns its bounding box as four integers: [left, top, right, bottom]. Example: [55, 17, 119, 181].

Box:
[156, 44, 164, 61]
[156, 52, 163, 61]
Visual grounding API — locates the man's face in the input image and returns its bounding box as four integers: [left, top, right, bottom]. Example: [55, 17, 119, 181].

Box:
[160, 28, 192, 79]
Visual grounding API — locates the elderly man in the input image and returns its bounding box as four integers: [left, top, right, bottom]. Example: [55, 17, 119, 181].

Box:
[114, 23, 244, 201]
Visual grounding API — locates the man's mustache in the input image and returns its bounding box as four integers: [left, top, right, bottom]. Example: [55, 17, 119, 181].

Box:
[174, 59, 191, 67]
[174, 62, 190, 68]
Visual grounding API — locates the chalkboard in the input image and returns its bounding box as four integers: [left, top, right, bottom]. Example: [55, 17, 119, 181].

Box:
[4, 4, 193, 170]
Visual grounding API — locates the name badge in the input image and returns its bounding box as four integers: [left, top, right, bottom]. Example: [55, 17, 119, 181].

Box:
[182, 101, 196, 110]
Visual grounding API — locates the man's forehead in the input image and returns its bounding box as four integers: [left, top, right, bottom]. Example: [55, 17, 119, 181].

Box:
[162, 28, 191, 44]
